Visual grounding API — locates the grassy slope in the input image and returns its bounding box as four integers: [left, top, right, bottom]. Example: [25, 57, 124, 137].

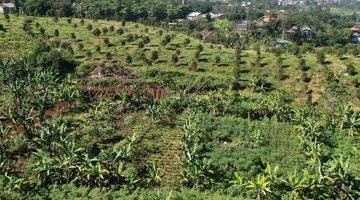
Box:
[0, 14, 359, 187]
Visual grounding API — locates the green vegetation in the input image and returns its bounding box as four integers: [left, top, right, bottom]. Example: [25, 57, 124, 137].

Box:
[0, 1, 360, 198]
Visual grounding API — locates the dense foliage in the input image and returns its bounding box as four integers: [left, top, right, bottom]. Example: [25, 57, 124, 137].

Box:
[0, 0, 359, 198]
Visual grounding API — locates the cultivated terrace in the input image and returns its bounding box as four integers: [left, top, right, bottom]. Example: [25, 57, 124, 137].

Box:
[0, 0, 359, 199]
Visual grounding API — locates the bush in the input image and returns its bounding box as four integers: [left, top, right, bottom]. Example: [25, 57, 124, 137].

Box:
[102, 27, 108, 34]
[171, 54, 179, 65]
[316, 51, 326, 65]
[80, 19, 85, 25]
[126, 34, 134, 42]
[138, 40, 145, 48]
[184, 38, 191, 46]
[78, 43, 84, 50]
[197, 44, 203, 52]
[39, 27, 46, 35]
[151, 51, 159, 61]
[67, 18, 72, 24]
[22, 19, 33, 36]
[105, 52, 112, 60]
[126, 54, 133, 64]
[70, 32, 76, 40]
[54, 29, 59, 37]
[103, 38, 110, 47]
[117, 28, 124, 35]
[93, 28, 101, 36]
[87, 24, 93, 31]
[161, 35, 171, 46]
[0, 24, 5, 32]
[142, 35, 150, 44]
[95, 45, 101, 52]
[86, 50, 92, 58]
[120, 40, 126, 46]
[73, 23, 78, 28]
[109, 25, 114, 32]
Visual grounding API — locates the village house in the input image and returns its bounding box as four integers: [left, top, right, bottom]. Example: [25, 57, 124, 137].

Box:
[302, 26, 314, 38]
[350, 25, 360, 43]
[187, 12, 202, 20]
[276, 39, 291, 47]
[207, 12, 223, 20]
[257, 15, 276, 27]
[167, 22, 178, 29]
[0, 3, 15, 14]
[286, 26, 315, 40]
[234, 21, 248, 32]
[187, 12, 224, 21]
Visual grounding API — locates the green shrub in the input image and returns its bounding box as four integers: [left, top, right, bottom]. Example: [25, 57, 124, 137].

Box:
[95, 45, 101, 52]
[102, 27, 109, 34]
[109, 25, 114, 32]
[93, 28, 101, 36]
[70, 32, 76, 40]
[54, 29, 59, 37]
[87, 24, 93, 31]
[117, 28, 124, 35]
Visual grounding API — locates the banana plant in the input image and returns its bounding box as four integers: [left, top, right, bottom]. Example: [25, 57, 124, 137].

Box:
[0, 172, 24, 191]
[34, 121, 72, 155]
[246, 173, 272, 200]
[93, 163, 109, 188]
[322, 155, 359, 199]
[230, 172, 246, 187]
[146, 162, 164, 186]
[0, 124, 11, 141]
[336, 105, 351, 131]
[282, 169, 317, 200]
[31, 150, 56, 186]
[348, 112, 359, 138]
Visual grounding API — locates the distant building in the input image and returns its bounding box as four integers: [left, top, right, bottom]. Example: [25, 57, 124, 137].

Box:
[350, 25, 360, 43]
[0, 3, 15, 14]
[187, 12, 202, 20]
[286, 26, 314, 41]
[187, 12, 223, 21]
[199, 30, 211, 40]
[302, 26, 315, 39]
[234, 21, 248, 31]
[206, 13, 223, 19]
[351, 25, 360, 34]
[241, 1, 252, 7]
[168, 22, 178, 28]
[276, 39, 291, 47]
[257, 15, 276, 27]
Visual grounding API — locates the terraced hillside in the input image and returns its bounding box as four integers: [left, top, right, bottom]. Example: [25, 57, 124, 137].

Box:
[0, 14, 360, 199]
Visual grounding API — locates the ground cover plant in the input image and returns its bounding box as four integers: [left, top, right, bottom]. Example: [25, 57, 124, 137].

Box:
[0, 9, 359, 199]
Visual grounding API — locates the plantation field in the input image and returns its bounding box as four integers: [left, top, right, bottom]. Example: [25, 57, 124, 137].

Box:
[0, 14, 360, 198]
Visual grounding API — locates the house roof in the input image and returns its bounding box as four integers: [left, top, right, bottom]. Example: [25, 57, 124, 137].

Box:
[351, 36, 360, 42]
[209, 13, 223, 19]
[258, 15, 276, 23]
[188, 12, 202, 18]
[351, 25, 360, 32]
[0, 3, 15, 8]
[276, 39, 290, 44]
[235, 21, 248, 29]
